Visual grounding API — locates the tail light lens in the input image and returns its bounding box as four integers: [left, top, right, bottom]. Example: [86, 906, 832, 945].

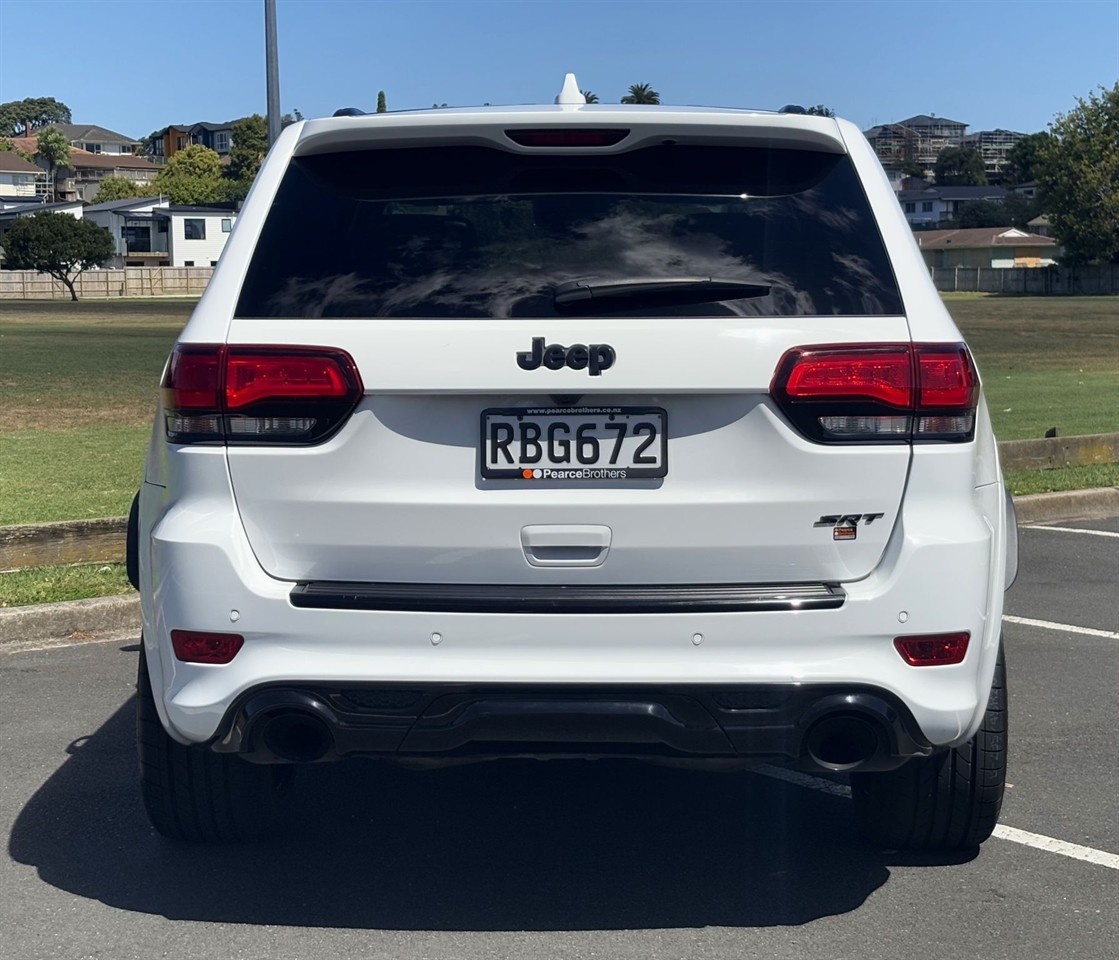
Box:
[171, 630, 244, 664]
[894, 632, 970, 666]
[162, 345, 363, 444]
[771, 343, 978, 443]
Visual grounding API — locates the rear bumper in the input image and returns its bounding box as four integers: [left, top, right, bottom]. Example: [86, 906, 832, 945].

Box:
[138, 447, 1008, 753]
[211, 681, 932, 772]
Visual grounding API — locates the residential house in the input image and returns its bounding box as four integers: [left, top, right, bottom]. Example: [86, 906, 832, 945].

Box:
[189, 121, 236, 158]
[83, 196, 173, 267]
[61, 151, 161, 202]
[864, 114, 968, 173]
[83, 199, 239, 267]
[151, 121, 236, 164]
[0, 152, 47, 200]
[150, 124, 193, 163]
[12, 133, 160, 201]
[158, 205, 237, 266]
[42, 123, 139, 156]
[960, 129, 1027, 180]
[913, 227, 1059, 269]
[898, 185, 1008, 226]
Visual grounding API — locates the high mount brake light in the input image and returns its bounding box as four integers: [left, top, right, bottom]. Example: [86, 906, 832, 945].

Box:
[162, 345, 363, 445]
[771, 343, 978, 444]
[505, 129, 630, 147]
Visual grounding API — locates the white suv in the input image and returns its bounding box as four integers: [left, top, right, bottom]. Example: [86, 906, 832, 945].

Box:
[130, 77, 1014, 848]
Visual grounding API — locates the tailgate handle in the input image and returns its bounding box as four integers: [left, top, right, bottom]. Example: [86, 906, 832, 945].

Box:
[521, 525, 611, 567]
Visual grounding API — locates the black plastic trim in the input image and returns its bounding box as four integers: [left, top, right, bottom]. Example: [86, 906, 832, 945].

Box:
[289, 581, 846, 614]
[211, 681, 933, 769]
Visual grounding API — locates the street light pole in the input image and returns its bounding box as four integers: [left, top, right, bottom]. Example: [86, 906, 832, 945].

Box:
[265, 0, 282, 146]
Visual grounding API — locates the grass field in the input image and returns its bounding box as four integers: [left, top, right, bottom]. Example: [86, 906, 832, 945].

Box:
[946, 295, 1119, 441]
[0, 293, 1116, 605]
[0, 299, 189, 526]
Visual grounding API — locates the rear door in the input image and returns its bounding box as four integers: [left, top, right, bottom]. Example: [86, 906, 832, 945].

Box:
[223, 138, 914, 585]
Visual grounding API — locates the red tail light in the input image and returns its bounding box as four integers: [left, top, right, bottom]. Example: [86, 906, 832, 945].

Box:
[162, 345, 363, 444]
[171, 630, 244, 664]
[771, 343, 978, 443]
[894, 632, 970, 666]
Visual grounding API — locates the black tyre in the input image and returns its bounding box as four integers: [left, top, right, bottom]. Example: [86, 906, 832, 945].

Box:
[136, 648, 292, 842]
[852, 640, 1007, 850]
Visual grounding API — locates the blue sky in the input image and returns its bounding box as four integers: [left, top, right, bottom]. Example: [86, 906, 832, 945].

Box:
[1, 0, 1116, 138]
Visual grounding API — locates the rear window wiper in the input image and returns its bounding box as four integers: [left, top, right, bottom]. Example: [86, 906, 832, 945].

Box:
[553, 276, 770, 313]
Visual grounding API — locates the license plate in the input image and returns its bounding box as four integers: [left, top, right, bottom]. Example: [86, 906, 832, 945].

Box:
[481, 406, 667, 480]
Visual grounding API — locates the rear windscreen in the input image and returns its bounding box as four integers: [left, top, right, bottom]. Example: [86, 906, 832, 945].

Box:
[235, 144, 903, 318]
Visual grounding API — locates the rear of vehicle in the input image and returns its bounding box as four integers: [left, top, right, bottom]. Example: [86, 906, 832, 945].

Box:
[133, 99, 1011, 847]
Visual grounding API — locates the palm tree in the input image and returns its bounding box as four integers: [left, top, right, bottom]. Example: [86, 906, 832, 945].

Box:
[621, 83, 660, 105]
[581, 90, 599, 104]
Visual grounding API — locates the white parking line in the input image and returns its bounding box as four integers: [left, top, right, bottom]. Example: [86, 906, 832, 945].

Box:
[1025, 525, 1119, 538]
[754, 766, 1119, 870]
[1002, 615, 1119, 641]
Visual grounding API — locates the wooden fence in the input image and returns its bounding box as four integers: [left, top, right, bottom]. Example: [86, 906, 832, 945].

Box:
[931, 264, 1119, 295]
[0, 267, 213, 299]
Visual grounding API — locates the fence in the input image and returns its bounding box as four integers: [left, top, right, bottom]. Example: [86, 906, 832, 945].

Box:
[0, 267, 214, 300]
[931, 264, 1119, 295]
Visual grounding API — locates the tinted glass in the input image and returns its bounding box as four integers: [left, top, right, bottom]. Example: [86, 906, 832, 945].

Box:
[236, 144, 903, 318]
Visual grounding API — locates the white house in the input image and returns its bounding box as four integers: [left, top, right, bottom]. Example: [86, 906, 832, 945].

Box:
[0, 152, 47, 200]
[160, 206, 237, 267]
[83, 199, 238, 267]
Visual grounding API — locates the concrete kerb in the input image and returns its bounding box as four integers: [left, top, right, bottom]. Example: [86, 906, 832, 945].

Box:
[2, 487, 1117, 650]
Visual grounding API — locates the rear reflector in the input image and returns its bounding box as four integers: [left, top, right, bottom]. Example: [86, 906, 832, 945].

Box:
[894, 632, 970, 666]
[162, 344, 363, 445]
[772, 343, 978, 443]
[505, 128, 630, 147]
[171, 630, 244, 664]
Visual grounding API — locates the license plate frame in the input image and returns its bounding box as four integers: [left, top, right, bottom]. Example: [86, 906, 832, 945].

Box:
[480, 406, 668, 481]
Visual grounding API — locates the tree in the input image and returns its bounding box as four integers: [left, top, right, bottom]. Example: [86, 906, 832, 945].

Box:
[1035, 83, 1119, 263]
[227, 114, 268, 183]
[136, 129, 162, 159]
[3, 212, 114, 301]
[934, 146, 987, 186]
[93, 176, 145, 203]
[377, 91, 387, 113]
[581, 90, 599, 104]
[0, 97, 71, 136]
[34, 126, 72, 198]
[154, 144, 224, 204]
[953, 200, 1008, 229]
[899, 159, 928, 180]
[805, 105, 835, 117]
[1002, 132, 1052, 185]
[621, 83, 660, 105]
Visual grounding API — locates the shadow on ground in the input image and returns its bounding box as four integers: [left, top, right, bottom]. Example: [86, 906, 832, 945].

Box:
[9, 653, 974, 931]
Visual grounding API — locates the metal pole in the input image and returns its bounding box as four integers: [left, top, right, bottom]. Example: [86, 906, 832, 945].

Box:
[265, 0, 282, 146]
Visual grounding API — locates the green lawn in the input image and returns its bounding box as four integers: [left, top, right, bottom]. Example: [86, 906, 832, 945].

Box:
[943, 295, 1119, 441]
[0, 563, 133, 608]
[0, 299, 190, 525]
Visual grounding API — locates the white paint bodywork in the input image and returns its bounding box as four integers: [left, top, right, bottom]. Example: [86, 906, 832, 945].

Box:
[139, 103, 1008, 755]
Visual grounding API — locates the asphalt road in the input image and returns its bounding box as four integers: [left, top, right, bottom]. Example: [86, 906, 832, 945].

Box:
[2, 518, 1116, 960]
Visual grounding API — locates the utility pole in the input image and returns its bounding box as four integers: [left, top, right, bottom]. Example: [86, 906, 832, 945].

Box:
[265, 0, 282, 146]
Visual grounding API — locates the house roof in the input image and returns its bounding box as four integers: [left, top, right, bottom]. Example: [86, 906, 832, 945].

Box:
[913, 228, 1056, 250]
[66, 150, 160, 172]
[898, 185, 1008, 202]
[154, 204, 238, 216]
[0, 200, 83, 219]
[84, 196, 167, 213]
[0, 152, 41, 174]
[45, 123, 138, 145]
[189, 121, 236, 132]
[896, 114, 968, 128]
